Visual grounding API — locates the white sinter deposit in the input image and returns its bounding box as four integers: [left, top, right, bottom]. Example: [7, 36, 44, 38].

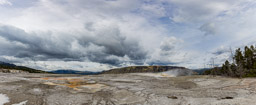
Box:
[0, 93, 9, 105]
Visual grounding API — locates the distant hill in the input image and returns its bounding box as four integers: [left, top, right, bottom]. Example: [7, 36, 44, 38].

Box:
[102, 66, 189, 74]
[0, 61, 16, 67]
[50, 70, 101, 75]
[0, 61, 47, 73]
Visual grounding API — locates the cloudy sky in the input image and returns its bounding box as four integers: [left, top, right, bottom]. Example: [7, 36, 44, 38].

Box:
[0, 0, 256, 71]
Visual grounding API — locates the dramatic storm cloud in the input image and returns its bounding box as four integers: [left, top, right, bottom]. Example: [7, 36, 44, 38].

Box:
[0, 0, 256, 71]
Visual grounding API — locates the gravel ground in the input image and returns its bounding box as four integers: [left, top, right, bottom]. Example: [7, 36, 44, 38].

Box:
[0, 73, 256, 105]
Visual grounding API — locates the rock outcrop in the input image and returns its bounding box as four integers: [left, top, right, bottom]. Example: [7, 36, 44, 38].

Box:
[0, 69, 29, 73]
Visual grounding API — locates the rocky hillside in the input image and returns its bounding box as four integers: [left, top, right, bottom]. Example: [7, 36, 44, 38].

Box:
[102, 66, 188, 74]
[0, 69, 29, 73]
[0, 62, 47, 73]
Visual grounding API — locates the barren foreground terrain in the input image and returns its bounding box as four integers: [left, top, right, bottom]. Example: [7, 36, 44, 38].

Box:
[1, 73, 256, 105]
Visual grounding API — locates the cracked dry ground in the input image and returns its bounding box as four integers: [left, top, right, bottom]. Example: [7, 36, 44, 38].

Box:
[1, 73, 256, 105]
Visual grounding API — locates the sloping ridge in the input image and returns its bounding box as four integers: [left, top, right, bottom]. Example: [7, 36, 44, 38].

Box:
[102, 66, 188, 74]
[0, 61, 46, 73]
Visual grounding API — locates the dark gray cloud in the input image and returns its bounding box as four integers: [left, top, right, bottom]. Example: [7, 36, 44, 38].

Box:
[212, 48, 230, 55]
[0, 24, 147, 66]
[199, 23, 216, 36]
[0, 25, 76, 60]
[160, 41, 175, 51]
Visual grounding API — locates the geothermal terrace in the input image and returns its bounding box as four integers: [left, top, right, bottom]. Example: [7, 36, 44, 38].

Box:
[1, 73, 256, 105]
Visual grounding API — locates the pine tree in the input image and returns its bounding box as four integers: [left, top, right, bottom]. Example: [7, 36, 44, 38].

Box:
[244, 46, 253, 69]
[234, 48, 245, 77]
[251, 45, 256, 69]
[230, 63, 236, 77]
[235, 48, 244, 67]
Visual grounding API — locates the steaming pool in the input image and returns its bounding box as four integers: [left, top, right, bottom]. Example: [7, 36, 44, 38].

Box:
[134, 69, 193, 77]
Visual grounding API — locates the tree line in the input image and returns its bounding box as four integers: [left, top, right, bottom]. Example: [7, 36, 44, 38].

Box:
[203, 45, 256, 77]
